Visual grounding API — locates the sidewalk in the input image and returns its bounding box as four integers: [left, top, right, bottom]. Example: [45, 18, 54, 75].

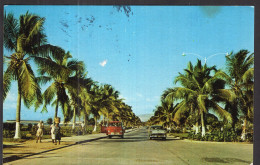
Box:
[3, 133, 107, 164]
[3, 128, 137, 164]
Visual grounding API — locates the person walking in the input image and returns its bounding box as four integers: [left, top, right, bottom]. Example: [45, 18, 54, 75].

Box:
[36, 120, 44, 143]
[54, 123, 61, 145]
[50, 124, 55, 143]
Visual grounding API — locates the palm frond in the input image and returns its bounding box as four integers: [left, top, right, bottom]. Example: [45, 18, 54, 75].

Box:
[4, 12, 19, 51]
[209, 100, 232, 122]
[18, 60, 42, 108]
[242, 68, 254, 83]
[3, 64, 15, 101]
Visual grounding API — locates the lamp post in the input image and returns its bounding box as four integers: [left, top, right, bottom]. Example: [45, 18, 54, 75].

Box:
[182, 52, 229, 64]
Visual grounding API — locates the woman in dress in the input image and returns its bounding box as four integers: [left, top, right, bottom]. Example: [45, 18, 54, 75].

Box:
[50, 124, 55, 143]
[54, 123, 61, 145]
[36, 120, 44, 143]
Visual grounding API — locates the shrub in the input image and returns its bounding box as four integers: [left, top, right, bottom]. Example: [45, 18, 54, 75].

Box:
[3, 123, 16, 131]
[47, 118, 53, 125]
[187, 128, 251, 142]
[3, 129, 15, 138]
[28, 123, 33, 131]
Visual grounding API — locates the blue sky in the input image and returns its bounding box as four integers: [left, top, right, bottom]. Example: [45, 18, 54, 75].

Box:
[3, 6, 254, 122]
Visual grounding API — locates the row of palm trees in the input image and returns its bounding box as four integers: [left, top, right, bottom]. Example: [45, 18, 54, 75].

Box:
[148, 50, 254, 140]
[3, 12, 140, 139]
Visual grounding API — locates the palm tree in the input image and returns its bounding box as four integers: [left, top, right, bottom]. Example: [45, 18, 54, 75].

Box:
[3, 12, 54, 139]
[36, 49, 85, 123]
[91, 84, 120, 123]
[153, 100, 176, 130]
[163, 60, 232, 136]
[70, 72, 94, 130]
[224, 50, 254, 140]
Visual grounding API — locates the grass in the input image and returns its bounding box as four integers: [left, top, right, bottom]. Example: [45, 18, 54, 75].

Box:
[168, 133, 189, 139]
[3, 138, 27, 143]
[3, 125, 101, 142]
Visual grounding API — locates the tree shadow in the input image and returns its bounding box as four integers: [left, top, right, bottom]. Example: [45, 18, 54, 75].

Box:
[203, 157, 251, 164]
[3, 144, 24, 148]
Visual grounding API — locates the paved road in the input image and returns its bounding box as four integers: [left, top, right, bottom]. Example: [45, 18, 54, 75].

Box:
[7, 128, 253, 165]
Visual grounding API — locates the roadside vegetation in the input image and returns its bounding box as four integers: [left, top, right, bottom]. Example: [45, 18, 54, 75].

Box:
[148, 51, 254, 142]
[3, 11, 141, 140]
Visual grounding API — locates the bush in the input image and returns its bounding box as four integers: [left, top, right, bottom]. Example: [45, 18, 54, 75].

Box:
[3, 129, 15, 138]
[28, 123, 33, 131]
[188, 128, 253, 142]
[47, 118, 53, 125]
[3, 123, 16, 131]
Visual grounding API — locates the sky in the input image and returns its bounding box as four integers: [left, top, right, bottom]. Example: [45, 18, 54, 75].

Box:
[3, 6, 254, 122]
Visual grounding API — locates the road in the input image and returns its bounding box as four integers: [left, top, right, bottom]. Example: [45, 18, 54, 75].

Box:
[6, 128, 253, 165]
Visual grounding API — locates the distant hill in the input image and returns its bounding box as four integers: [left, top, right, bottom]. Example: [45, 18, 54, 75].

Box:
[138, 114, 153, 122]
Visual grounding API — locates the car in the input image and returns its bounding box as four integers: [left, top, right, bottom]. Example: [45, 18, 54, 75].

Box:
[106, 121, 125, 139]
[148, 125, 167, 140]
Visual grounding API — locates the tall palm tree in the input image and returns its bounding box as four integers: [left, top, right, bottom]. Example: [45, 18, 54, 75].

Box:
[36, 49, 84, 123]
[163, 60, 232, 136]
[3, 12, 54, 139]
[70, 72, 94, 130]
[224, 50, 254, 140]
[94, 84, 120, 122]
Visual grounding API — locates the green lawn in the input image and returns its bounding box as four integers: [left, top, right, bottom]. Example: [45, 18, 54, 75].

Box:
[168, 133, 189, 139]
[3, 125, 101, 142]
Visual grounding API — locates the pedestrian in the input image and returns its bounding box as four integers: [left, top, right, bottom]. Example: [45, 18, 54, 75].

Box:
[50, 123, 55, 143]
[36, 120, 44, 143]
[54, 123, 61, 145]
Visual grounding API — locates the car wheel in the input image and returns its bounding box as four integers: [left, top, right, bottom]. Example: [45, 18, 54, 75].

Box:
[149, 137, 152, 140]
[121, 135, 124, 139]
[162, 137, 166, 140]
[108, 135, 112, 139]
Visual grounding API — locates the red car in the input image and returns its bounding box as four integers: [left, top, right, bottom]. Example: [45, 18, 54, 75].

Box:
[106, 121, 125, 138]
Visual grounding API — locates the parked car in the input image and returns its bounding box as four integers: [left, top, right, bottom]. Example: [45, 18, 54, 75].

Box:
[106, 121, 125, 139]
[148, 125, 167, 140]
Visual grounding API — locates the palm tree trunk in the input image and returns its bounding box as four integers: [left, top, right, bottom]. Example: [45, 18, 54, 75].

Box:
[14, 90, 21, 139]
[72, 108, 76, 130]
[93, 117, 97, 132]
[54, 101, 59, 123]
[102, 115, 105, 123]
[195, 122, 199, 134]
[241, 118, 247, 141]
[84, 114, 88, 126]
[201, 112, 206, 137]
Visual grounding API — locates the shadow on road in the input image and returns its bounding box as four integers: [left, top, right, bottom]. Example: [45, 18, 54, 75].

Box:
[3, 144, 25, 149]
[203, 157, 251, 164]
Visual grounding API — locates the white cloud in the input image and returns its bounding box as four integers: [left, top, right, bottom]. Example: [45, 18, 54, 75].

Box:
[136, 93, 143, 97]
[99, 60, 107, 67]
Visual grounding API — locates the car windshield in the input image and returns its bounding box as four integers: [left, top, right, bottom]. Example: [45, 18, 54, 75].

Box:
[108, 122, 122, 127]
[151, 126, 163, 130]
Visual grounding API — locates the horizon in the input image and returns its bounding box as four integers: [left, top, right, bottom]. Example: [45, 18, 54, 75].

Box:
[3, 6, 254, 122]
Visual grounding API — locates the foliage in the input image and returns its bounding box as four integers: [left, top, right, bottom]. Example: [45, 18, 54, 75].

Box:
[46, 118, 53, 125]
